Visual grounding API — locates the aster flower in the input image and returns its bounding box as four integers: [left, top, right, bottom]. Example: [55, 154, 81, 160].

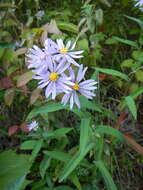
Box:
[61, 65, 97, 109]
[33, 60, 74, 99]
[52, 39, 84, 67]
[134, 0, 143, 10]
[27, 121, 39, 131]
[26, 39, 57, 73]
[26, 45, 51, 72]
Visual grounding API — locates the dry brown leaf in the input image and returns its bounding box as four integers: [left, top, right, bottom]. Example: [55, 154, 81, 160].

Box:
[40, 19, 62, 46]
[124, 134, 143, 156]
[14, 48, 27, 57]
[8, 125, 19, 136]
[17, 71, 34, 87]
[30, 88, 42, 104]
[4, 88, 15, 106]
[42, 19, 62, 35]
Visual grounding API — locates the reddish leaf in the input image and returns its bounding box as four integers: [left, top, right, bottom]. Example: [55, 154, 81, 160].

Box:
[124, 134, 143, 156]
[8, 125, 19, 136]
[99, 74, 110, 81]
[30, 88, 41, 104]
[98, 25, 105, 32]
[4, 88, 15, 106]
[0, 77, 13, 89]
[20, 122, 29, 132]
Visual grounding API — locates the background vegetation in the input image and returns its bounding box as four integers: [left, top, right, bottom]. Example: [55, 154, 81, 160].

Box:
[1, 0, 143, 189]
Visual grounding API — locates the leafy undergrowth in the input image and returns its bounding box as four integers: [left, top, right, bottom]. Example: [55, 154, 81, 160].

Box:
[1, 0, 143, 190]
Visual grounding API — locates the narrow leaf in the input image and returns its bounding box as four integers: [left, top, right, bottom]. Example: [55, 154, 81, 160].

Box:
[79, 118, 91, 154]
[113, 36, 138, 48]
[125, 96, 137, 120]
[59, 143, 94, 182]
[94, 67, 129, 80]
[125, 15, 143, 30]
[95, 125, 124, 142]
[95, 160, 118, 190]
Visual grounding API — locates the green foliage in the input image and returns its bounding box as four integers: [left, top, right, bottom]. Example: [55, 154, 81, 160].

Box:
[0, 151, 31, 190]
[1, 0, 143, 189]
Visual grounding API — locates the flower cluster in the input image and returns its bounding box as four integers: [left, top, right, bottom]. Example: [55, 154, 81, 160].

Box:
[26, 38, 97, 109]
[27, 121, 39, 131]
[134, 0, 143, 10]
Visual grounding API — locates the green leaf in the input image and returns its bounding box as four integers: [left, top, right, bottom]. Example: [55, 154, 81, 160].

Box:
[113, 36, 138, 48]
[57, 22, 78, 33]
[95, 125, 124, 141]
[105, 37, 118, 45]
[44, 150, 70, 162]
[30, 139, 43, 161]
[118, 87, 143, 110]
[0, 151, 31, 190]
[132, 50, 143, 61]
[20, 140, 37, 150]
[94, 67, 129, 80]
[52, 128, 73, 137]
[77, 39, 89, 51]
[135, 71, 143, 82]
[125, 15, 143, 30]
[79, 118, 91, 154]
[125, 96, 137, 120]
[95, 8, 103, 25]
[27, 102, 90, 120]
[42, 128, 72, 138]
[59, 143, 94, 182]
[40, 156, 51, 178]
[70, 174, 82, 190]
[121, 59, 133, 68]
[54, 186, 74, 190]
[80, 96, 102, 112]
[95, 160, 118, 190]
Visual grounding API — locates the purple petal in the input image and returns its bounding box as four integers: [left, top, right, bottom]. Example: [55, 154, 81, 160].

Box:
[51, 82, 56, 99]
[70, 93, 74, 109]
[45, 81, 53, 98]
[65, 55, 80, 67]
[61, 93, 71, 105]
[74, 91, 80, 109]
[77, 65, 88, 82]
[68, 52, 83, 59]
[79, 89, 95, 99]
[38, 81, 50, 88]
[68, 67, 75, 81]
[79, 79, 97, 86]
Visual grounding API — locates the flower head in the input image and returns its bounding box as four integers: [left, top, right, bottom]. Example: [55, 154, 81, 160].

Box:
[33, 61, 74, 99]
[53, 39, 84, 67]
[26, 45, 53, 73]
[26, 39, 58, 73]
[134, 0, 143, 10]
[27, 121, 39, 131]
[61, 65, 97, 109]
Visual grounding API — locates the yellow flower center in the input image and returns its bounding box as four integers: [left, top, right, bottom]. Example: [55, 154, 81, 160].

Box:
[49, 72, 59, 81]
[60, 48, 68, 54]
[72, 83, 79, 91]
